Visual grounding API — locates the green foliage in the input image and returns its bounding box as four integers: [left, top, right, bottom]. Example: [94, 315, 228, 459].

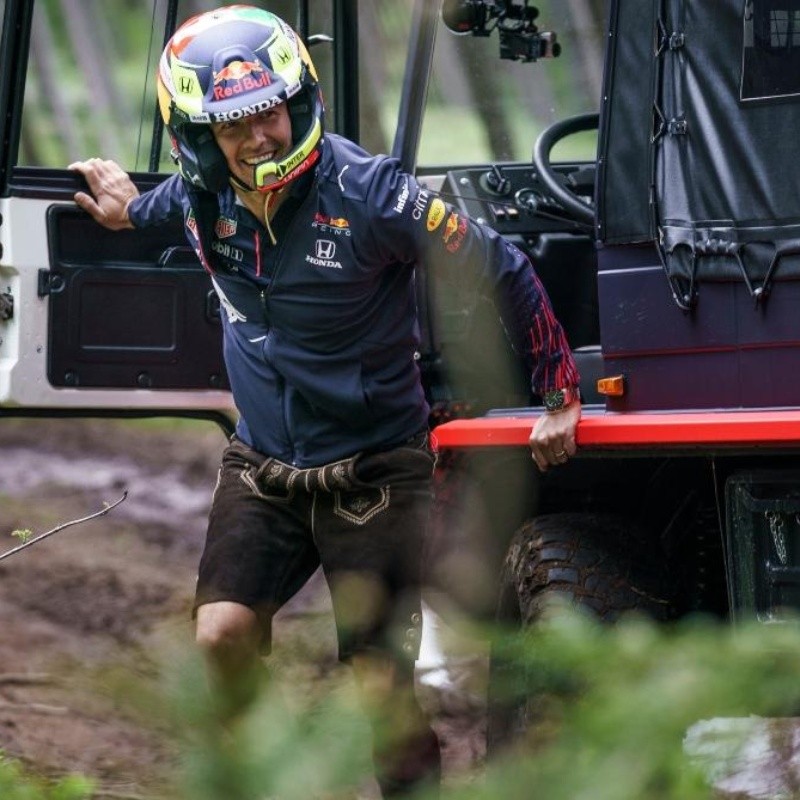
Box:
[0, 754, 93, 800]
[475, 609, 800, 800]
[10, 529, 33, 544]
[164, 608, 800, 800]
[168, 649, 375, 800]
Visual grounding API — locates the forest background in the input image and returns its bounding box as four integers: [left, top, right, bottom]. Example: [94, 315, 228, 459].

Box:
[13, 0, 607, 171]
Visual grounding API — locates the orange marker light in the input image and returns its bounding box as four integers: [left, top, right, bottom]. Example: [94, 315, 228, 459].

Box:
[597, 375, 625, 397]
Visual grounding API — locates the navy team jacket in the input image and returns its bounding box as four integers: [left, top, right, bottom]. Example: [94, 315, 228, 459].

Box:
[128, 133, 579, 467]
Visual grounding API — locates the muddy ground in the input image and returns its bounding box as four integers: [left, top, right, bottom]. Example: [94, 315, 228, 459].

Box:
[0, 418, 486, 798]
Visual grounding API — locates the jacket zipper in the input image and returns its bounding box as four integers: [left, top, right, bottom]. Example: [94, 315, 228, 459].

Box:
[257, 178, 319, 466]
[259, 288, 296, 465]
[257, 176, 318, 301]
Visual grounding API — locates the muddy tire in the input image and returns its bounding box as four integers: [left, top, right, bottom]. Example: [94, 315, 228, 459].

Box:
[499, 512, 672, 624]
[487, 512, 672, 752]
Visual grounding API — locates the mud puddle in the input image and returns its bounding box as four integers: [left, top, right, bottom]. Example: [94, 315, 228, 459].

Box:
[0, 419, 487, 794]
[0, 447, 211, 530]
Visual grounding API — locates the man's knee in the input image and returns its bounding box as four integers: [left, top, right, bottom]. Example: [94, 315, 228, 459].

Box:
[195, 601, 261, 661]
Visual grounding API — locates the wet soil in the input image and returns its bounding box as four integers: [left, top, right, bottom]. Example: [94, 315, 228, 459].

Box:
[0, 418, 485, 798]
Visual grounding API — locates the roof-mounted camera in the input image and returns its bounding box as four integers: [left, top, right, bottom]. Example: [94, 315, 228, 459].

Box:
[441, 0, 560, 62]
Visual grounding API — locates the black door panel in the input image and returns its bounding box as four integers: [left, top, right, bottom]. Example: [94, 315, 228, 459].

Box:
[45, 206, 228, 391]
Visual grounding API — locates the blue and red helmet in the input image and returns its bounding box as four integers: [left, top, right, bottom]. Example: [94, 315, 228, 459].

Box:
[157, 5, 324, 192]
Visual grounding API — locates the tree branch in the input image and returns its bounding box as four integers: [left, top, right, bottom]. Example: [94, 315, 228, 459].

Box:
[0, 492, 128, 562]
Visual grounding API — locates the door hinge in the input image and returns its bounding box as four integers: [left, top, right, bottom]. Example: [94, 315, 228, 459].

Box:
[0, 291, 12, 322]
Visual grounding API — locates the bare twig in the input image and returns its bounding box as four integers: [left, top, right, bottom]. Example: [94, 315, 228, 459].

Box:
[0, 491, 128, 562]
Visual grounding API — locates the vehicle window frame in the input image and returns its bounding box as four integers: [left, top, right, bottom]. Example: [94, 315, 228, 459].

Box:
[0, 0, 34, 197]
[741, 0, 800, 102]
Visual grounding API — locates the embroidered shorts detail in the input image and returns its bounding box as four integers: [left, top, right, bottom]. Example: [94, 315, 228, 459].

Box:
[333, 487, 390, 525]
[195, 433, 435, 662]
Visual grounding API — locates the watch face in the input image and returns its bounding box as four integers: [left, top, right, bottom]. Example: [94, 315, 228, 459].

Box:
[543, 389, 565, 411]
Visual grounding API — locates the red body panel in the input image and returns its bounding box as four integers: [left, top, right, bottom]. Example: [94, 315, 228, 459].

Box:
[432, 409, 800, 450]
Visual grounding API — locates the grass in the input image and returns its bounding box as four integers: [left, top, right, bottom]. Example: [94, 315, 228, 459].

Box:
[0, 756, 93, 800]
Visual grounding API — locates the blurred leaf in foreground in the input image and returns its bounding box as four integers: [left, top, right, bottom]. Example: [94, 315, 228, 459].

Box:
[163, 605, 800, 800]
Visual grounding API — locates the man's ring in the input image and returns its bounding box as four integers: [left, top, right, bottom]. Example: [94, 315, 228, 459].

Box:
[555, 450, 567, 458]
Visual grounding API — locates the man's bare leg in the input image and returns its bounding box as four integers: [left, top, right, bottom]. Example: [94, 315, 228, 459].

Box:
[196, 601, 263, 721]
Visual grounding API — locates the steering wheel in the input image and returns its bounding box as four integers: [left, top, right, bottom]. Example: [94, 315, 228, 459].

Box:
[532, 113, 600, 228]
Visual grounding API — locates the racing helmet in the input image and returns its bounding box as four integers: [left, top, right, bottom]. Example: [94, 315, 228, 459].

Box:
[156, 5, 324, 193]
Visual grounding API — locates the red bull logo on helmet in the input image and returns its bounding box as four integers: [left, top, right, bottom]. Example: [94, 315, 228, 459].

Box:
[212, 60, 271, 100]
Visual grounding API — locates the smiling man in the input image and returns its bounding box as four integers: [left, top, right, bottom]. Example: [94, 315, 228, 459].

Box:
[213, 104, 293, 186]
[210, 103, 295, 229]
[68, 5, 580, 797]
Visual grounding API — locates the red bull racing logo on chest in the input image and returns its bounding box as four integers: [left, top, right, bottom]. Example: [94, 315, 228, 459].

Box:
[213, 60, 271, 100]
[313, 212, 352, 236]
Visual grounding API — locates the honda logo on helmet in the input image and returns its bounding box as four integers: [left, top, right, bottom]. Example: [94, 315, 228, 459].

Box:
[274, 46, 292, 65]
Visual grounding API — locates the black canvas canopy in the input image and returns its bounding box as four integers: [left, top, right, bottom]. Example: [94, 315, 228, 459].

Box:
[597, 0, 800, 308]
